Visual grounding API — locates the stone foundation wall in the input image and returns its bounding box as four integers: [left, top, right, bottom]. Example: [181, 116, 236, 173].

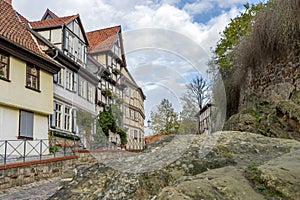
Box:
[0, 156, 77, 190]
[0, 150, 136, 190]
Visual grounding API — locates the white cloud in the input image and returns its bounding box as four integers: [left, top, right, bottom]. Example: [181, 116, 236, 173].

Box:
[12, 0, 256, 121]
[183, 1, 214, 15]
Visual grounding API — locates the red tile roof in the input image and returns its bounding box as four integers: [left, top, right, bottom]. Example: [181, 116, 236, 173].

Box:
[0, 0, 58, 64]
[86, 25, 120, 53]
[30, 14, 79, 29]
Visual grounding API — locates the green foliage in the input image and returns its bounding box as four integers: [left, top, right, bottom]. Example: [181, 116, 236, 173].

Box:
[77, 109, 94, 134]
[117, 127, 127, 145]
[49, 145, 58, 153]
[179, 96, 198, 134]
[210, 2, 264, 119]
[102, 88, 112, 97]
[150, 98, 179, 135]
[98, 108, 117, 137]
[214, 3, 264, 72]
[98, 105, 127, 145]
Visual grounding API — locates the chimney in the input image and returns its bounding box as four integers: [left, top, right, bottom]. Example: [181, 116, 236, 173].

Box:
[4, 0, 12, 4]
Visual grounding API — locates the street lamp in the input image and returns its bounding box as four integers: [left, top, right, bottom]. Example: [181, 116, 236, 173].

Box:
[146, 120, 151, 128]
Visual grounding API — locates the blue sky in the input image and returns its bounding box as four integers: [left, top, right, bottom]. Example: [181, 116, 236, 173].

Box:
[13, 0, 263, 132]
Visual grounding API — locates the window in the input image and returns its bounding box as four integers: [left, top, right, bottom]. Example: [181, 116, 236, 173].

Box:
[87, 83, 94, 102]
[66, 70, 73, 91]
[0, 52, 9, 80]
[57, 69, 64, 86]
[78, 77, 86, 98]
[64, 30, 75, 57]
[126, 107, 130, 118]
[26, 63, 40, 90]
[19, 110, 34, 139]
[55, 103, 63, 129]
[134, 130, 138, 139]
[64, 107, 71, 131]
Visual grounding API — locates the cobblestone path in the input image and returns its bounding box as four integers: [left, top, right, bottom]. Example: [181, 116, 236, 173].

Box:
[0, 177, 61, 200]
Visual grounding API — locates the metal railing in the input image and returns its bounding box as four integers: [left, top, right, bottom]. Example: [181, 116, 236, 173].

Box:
[0, 137, 83, 165]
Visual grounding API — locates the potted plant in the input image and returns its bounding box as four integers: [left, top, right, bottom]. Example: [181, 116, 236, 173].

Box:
[101, 88, 112, 97]
[0, 69, 4, 78]
[112, 68, 121, 75]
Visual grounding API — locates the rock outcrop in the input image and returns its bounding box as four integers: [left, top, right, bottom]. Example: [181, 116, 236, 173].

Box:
[49, 132, 300, 200]
[225, 49, 300, 141]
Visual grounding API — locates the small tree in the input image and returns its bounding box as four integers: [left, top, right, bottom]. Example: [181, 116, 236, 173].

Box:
[150, 98, 179, 135]
[186, 75, 210, 111]
[179, 99, 198, 134]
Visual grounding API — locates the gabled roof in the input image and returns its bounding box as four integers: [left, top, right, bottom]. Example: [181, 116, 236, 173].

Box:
[41, 9, 59, 20]
[86, 25, 120, 53]
[30, 14, 79, 29]
[0, 0, 60, 73]
[30, 9, 89, 45]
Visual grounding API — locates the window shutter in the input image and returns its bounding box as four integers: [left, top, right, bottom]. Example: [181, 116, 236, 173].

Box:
[51, 102, 56, 128]
[27, 112, 34, 138]
[72, 109, 77, 133]
[19, 111, 27, 137]
[73, 73, 77, 92]
[53, 74, 58, 83]
[19, 111, 34, 138]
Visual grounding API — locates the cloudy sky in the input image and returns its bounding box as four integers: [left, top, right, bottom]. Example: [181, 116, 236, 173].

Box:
[13, 0, 262, 132]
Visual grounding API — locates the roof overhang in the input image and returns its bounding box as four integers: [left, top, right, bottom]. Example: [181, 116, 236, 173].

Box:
[0, 36, 60, 74]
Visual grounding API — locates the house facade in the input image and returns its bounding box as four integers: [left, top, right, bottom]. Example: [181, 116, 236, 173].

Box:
[29, 10, 98, 148]
[86, 26, 126, 147]
[0, 1, 146, 150]
[197, 102, 214, 135]
[122, 69, 146, 150]
[0, 1, 60, 141]
[86, 26, 146, 149]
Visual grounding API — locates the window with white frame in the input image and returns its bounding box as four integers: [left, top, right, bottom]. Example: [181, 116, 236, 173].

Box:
[55, 103, 63, 129]
[78, 76, 86, 98]
[125, 107, 130, 118]
[66, 70, 73, 91]
[64, 106, 72, 131]
[57, 69, 64, 86]
[87, 83, 94, 102]
[134, 130, 138, 139]
[19, 110, 34, 139]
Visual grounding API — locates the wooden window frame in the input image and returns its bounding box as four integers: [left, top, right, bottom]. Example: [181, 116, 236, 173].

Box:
[0, 51, 10, 81]
[26, 63, 40, 92]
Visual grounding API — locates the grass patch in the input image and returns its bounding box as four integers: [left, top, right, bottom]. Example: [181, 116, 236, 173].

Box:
[244, 162, 284, 199]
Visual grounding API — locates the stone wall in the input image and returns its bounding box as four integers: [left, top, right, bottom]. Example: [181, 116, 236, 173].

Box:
[0, 150, 135, 190]
[240, 50, 300, 107]
[225, 50, 300, 140]
[0, 156, 77, 190]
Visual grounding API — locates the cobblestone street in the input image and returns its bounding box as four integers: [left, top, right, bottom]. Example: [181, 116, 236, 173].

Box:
[0, 177, 61, 200]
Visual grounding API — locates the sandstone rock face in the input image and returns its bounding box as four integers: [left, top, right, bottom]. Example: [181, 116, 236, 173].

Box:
[258, 149, 300, 199]
[49, 132, 300, 200]
[157, 166, 265, 200]
[224, 99, 300, 141]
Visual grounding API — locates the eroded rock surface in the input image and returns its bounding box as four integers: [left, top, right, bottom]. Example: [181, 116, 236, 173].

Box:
[49, 132, 300, 200]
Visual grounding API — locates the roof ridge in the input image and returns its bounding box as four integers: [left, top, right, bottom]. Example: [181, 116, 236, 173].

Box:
[87, 25, 121, 34]
[31, 13, 78, 23]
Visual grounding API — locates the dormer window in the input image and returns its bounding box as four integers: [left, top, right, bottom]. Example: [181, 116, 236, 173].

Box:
[64, 28, 87, 65]
[26, 63, 40, 91]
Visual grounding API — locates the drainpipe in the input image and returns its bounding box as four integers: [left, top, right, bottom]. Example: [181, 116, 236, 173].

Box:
[52, 48, 59, 59]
